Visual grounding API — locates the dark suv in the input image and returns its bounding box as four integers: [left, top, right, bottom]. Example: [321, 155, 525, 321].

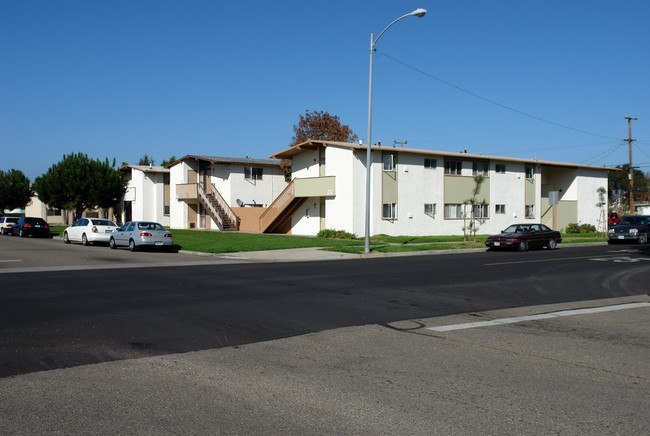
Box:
[608, 215, 650, 245]
[11, 217, 51, 238]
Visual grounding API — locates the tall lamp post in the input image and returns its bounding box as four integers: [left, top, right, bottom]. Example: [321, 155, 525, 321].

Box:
[365, 8, 426, 253]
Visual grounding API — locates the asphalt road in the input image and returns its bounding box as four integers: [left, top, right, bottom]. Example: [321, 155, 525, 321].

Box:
[1, 236, 648, 434]
[1, 238, 648, 377]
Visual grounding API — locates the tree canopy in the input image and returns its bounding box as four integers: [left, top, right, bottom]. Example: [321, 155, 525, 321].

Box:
[290, 110, 358, 146]
[608, 165, 650, 208]
[0, 169, 33, 212]
[161, 156, 177, 167]
[138, 154, 155, 166]
[33, 153, 128, 219]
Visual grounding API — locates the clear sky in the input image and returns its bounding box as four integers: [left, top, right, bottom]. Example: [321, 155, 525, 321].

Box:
[1, 0, 649, 181]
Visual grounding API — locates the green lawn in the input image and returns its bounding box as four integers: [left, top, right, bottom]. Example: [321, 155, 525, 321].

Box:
[169, 229, 363, 253]
[47, 226, 606, 254]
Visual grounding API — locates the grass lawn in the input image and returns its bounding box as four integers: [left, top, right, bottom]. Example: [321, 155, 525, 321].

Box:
[169, 229, 363, 253]
[47, 226, 607, 254]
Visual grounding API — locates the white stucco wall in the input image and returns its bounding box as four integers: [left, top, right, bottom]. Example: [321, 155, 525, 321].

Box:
[576, 168, 608, 228]
[288, 146, 609, 237]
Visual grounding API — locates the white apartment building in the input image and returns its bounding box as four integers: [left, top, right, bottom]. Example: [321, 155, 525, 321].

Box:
[267, 140, 610, 236]
[168, 155, 287, 231]
[118, 164, 171, 226]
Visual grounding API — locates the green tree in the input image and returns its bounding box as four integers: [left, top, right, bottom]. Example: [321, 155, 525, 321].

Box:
[33, 153, 128, 219]
[0, 169, 33, 212]
[138, 154, 155, 166]
[463, 175, 487, 242]
[608, 165, 649, 210]
[161, 156, 177, 167]
[290, 110, 358, 146]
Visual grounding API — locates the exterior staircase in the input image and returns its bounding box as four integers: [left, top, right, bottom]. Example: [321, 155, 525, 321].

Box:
[258, 180, 306, 233]
[198, 183, 239, 231]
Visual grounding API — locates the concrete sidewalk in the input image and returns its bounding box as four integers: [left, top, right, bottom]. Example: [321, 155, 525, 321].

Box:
[183, 241, 607, 263]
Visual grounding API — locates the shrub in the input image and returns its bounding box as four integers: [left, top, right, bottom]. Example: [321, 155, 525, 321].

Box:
[565, 223, 596, 233]
[317, 229, 357, 239]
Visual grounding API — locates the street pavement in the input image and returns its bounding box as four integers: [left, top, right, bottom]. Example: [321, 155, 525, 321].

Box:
[1, 294, 647, 435]
[1, 237, 647, 434]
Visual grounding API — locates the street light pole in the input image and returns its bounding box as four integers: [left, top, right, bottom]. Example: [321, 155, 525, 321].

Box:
[365, 8, 426, 254]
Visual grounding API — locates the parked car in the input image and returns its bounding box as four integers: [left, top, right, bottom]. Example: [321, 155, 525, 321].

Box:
[10, 217, 51, 238]
[0, 217, 19, 235]
[63, 218, 119, 246]
[485, 223, 562, 251]
[109, 221, 173, 251]
[608, 211, 622, 227]
[608, 215, 650, 245]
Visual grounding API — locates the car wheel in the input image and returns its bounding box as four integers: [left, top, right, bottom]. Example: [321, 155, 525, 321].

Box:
[109, 237, 116, 249]
[638, 234, 648, 245]
[547, 238, 557, 250]
[63, 232, 70, 244]
[82, 233, 89, 246]
[0, 228, 5, 235]
[129, 239, 137, 252]
[517, 240, 528, 252]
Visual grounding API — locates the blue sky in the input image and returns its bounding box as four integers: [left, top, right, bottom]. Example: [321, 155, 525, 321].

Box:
[1, 0, 649, 181]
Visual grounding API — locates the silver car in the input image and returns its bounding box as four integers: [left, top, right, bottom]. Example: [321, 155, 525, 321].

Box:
[109, 221, 173, 251]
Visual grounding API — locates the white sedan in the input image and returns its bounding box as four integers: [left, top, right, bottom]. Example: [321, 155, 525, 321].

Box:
[63, 218, 119, 246]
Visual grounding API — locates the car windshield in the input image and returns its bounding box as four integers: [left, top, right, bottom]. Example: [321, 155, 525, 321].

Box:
[137, 222, 165, 231]
[619, 217, 646, 225]
[92, 219, 116, 226]
[503, 225, 530, 233]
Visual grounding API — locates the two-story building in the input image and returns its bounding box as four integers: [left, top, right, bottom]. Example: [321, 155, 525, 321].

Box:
[168, 155, 287, 231]
[118, 164, 171, 227]
[267, 140, 609, 236]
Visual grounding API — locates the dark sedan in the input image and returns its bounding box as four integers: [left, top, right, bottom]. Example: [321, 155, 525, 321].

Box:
[485, 223, 562, 251]
[608, 215, 649, 245]
[11, 217, 51, 238]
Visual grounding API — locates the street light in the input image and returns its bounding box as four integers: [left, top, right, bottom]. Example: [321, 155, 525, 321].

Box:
[364, 8, 427, 253]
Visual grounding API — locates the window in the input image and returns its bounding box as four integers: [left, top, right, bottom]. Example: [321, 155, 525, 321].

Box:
[495, 204, 506, 214]
[473, 204, 489, 219]
[164, 205, 170, 216]
[46, 208, 61, 216]
[525, 205, 535, 219]
[424, 203, 436, 217]
[525, 166, 534, 180]
[472, 162, 489, 176]
[424, 158, 437, 169]
[382, 203, 396, 220]
[383, 154, 395, 171]
[495, 164, 506, 174]
[244, 167, 263, 180]
[444, 204, 463, 219]
[444, 160, 462, 175]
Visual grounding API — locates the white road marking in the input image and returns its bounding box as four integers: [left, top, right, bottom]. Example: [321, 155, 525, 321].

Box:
[427, 302, 650, 332]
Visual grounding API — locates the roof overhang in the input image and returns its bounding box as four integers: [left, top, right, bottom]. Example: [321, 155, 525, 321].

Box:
[269, 140, 613, 172]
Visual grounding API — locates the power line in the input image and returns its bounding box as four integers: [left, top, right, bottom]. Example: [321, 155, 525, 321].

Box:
[580, 142, 624, 165]
[377, 50, 620, 141]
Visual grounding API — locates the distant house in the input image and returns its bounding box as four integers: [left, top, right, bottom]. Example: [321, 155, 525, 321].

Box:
[25, 195, 67, 224]
[168, 155, 287, 231]
[117, 164, 171, 226]
[267, 140, 611, 236]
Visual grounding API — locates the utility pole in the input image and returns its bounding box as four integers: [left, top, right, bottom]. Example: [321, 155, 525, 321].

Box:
[625, 116, 637, 215]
